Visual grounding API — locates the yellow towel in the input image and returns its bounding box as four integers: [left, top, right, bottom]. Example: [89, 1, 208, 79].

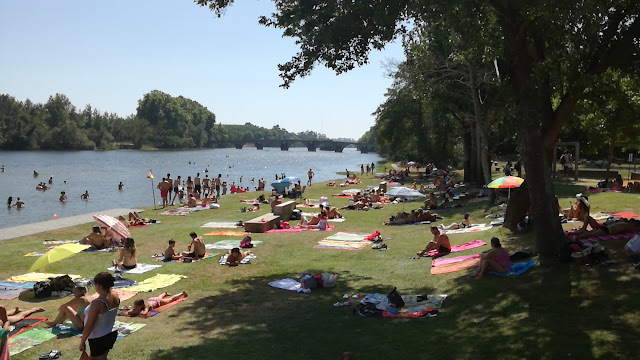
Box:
[126, 274, 187, 292]
[8, 273, 82, 283]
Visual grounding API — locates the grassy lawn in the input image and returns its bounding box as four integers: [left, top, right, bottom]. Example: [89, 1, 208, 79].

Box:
[3, 164, 640, 360]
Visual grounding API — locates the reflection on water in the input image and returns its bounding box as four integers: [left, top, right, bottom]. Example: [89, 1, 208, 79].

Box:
[0, 148, 381, 229]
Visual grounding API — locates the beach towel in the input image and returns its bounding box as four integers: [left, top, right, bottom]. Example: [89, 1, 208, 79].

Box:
[325, 232, 373, 241]
[8, 318, 47, 339]
[126, 274, 187, 293]
[0, 288, 27, 300]
[47, 321, 145, 340]
[153, 253, 218, 263]
[468, 197, 489, 203]
[113, 276, 137, 289]
[201, 221, 242, 228]
[432, 254, 482, 267]
[358, 294, 447, 318]
[205, 240, 263, 250]
[204, 230, 250, 236]
[489, 260, 537, 276]
[8, 329, 56, 356]
[265, 225, 335, 233]
[218, 253, 257, 265]
[427, 240, 487, 257]
[314, 240, 370, 250]
[607, 211, 640, 219]
[268, 278, 302, 292]
[113, 289, 139, 302]
[441, 224, 491, 234]
[107, 263, 161, 275]
[430, 257, 481, 275]
[0, 328, 8, 360]
[0, 281, 35, 290]
[42, 239, 79, 245]
[386, 221, 432, 226]
[7, 273, 81, 283]
[569, 232, 640, 242]
[23, 252, 44, 257]
[160, 205, 217, 216]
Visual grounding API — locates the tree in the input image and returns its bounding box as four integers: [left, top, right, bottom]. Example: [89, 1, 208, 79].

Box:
[194, 0, 640, 257]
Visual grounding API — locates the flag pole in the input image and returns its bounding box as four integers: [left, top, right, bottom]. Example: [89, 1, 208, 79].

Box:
[149, 169, 157, 210]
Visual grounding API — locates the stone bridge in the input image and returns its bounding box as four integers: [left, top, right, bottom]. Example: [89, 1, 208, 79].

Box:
[213, 139, 374, 153]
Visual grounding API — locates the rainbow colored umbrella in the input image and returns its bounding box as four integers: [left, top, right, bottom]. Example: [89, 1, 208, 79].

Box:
[487, 176, 524, 199]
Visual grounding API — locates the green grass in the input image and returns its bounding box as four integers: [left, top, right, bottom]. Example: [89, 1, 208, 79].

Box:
[3, 167, 640, 360]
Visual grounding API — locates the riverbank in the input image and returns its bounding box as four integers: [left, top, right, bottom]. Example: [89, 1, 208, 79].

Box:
[2, 170, 640, 359]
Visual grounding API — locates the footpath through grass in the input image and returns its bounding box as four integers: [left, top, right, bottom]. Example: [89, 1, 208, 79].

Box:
[3, 168, 640, 360]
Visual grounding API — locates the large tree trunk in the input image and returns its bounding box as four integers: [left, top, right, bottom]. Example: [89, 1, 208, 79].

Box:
[462, 126, 473, 183]
[468, 65, 494, 198]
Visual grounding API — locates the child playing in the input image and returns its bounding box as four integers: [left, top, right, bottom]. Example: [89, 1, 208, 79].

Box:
[225, 248, 252, 266]
[124, 291, 188, 317]
[163, 239, 183, 262]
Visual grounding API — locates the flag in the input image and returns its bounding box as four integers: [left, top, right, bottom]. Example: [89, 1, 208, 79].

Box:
[147, 170, 154, 179]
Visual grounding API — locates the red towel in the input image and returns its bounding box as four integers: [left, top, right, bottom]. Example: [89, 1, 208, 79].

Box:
[427, 240, 486, 256]
[607, 211, 640, 219]
[430, 258, 481, 275]
[432, 254, 482, 267]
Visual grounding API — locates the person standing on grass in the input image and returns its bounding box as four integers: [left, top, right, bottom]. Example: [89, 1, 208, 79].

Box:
[215, 174, 222, 199]
[194, 173, 201, 199]
[79, 272, 120, 360]
[307, 168, 314, 186]
[166, 173, 173, 203]
[157, 178, 170, 208]
[171, 176, 181, 205]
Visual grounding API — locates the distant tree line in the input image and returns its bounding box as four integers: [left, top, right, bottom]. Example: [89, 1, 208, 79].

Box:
[0, 90, 339, 150]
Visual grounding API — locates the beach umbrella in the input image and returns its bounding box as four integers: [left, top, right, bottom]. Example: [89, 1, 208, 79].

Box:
[280, 176, 301, 183]
[29, 243, 90, 272]
[385, 187, 426, 211]
[487, 176, 524, 199]
[93, 214, 131, 240]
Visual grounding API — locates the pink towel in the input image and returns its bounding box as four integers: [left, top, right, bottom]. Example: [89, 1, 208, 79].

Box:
[433, 254, 482, 267]
[427, 240, 486, 256]
[575, 232, 639, 243]
[265, 225, 334, 233]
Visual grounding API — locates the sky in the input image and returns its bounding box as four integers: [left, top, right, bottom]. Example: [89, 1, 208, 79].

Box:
[0, 1, 405, 140]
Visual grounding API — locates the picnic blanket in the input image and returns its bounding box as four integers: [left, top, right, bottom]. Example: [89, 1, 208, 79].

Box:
[113, 289, 139, 302]
[0, 288, 28, 301]
[0, 281, 35, 290]
[441, 224, 491, 234]
[607, 211, 640, 219]
[568, 231, 640, 242]
[432, 254, 482, 267]
[113, 276, 137, 289]
[430, 257, 481, 275]
[205, 240, 263, 250]
[152, 253, 218, 263]
[204, 230, 250, 236]
[107, 263, 161, 274]
[219, 253, 257, 265]
[126, 274, 187, 293]
[8, 329, 56, 356]
[42, 239, 79, 245]
[8, 318, 47, 339]
[265, 225, 335, 233]
[489, 260, 537, 276]
[427, 240, 487, 257]
[201, 221, 242, 228]
[358, 294, 447, 318]
[47, 320, 145, 340]
[7, 273, 81, 283]
[268, 278, 302, 292]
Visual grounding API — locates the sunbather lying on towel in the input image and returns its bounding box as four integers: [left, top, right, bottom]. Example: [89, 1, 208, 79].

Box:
[124, 291, 188, 317]
[225, 248, 252, 266]
[417, 227, 451, 256]
[184, 194, 212, 208]
[46, 285, 97, 328]
[440, 214, 471, 230]
[1, 305, 45, 329]
[573, 219, 640, 240]
[385, 210, 417, 225]
[474, 237, 511, 279]
[118, 212, 156, 227]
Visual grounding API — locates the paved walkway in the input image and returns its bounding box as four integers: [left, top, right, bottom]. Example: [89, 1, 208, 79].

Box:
[0, 208, 143, 241]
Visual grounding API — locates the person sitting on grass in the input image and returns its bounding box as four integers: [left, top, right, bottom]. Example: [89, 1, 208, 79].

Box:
[569, 195, 604, 237]
[384, 210, 417, 225]
[573, 219, 640, 240]
[423, 193, 438, 209]
[225, 247, 252, 266]
[187, 232, 206, 258]
[327, 207, 342, 219]
[164, 239, 183, 262]
[440, 214, 471, 230]
[416, 208, 438, 222]
[1, 305, 45, 330]
[185, 194, 211, 208]
[80, 226, 107, 250]
[46, 285, 97, 328]
[124, 291, 188, 317]
[417, 227, 451, 257]
[112, 237, 137, 270]
[473, 237, 511, 279]
[563, 194, 589, 221]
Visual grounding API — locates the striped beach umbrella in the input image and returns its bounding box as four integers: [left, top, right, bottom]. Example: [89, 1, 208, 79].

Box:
[93, 214, 131, 240]
[487, 176, 524, 199]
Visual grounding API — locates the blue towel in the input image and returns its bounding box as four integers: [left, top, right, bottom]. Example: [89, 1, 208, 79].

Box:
[489, 260, 537, 276]
[0, 281, 35, 290]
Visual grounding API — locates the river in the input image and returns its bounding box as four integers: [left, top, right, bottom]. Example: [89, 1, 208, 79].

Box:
[0, 148, 381, 229]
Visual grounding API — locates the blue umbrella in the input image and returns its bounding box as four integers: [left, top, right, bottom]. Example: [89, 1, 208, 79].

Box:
[281, 176, 301, 183]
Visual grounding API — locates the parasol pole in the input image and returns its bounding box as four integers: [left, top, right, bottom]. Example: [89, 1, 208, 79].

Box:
[148, 169, 157, 210]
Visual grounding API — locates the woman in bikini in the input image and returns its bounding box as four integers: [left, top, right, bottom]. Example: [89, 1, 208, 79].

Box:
[440, 214, 471, 230]
[124, 291, 188, 317]
[112, 238, 137, 270]
[46, 285, 97, 328]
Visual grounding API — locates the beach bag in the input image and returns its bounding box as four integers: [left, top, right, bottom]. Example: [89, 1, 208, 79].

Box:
[387, 287, 405, 308]
[321, 273, 337, 288]
[49, 275, 74, 291]
[300, 274, 318, 289]
[34, 281, 52, 298]
[240, 236, 253, 249]
[355, 303, 383, 317]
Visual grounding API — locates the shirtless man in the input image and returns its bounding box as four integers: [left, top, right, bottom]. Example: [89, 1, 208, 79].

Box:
[15, 197, 24, 209]
[417, 227, 452, 256]
[187, 232, 206, 258]
[157, 178, 171, 208]
[271, 195, 281, 212]
[166, 173, 173, 203]
[573, 219, 640, 240]
[1, 305, 45, 330]
[80, 226, 107, 250]
[185, 176, 194, 197]
[164, 239, 183, 261]
[80, 190, 90, 200]
[59, 191, 68, 202]
[307, 168, 314, 186]
[203, 175, 211, 197]
[194, 173, 201, 199]
[171, 176, 181, 205]
[215, 174, 222, 199]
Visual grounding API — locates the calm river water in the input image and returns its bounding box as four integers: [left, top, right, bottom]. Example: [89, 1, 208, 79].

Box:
[0, 148, 382, 229]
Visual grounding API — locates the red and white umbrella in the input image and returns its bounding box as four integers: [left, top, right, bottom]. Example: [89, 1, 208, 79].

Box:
[93, 214, 131, 240]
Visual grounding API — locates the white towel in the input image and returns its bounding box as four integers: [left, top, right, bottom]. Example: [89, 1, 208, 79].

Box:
[268, 278, 302, 291]
[107, 263, 161, 274]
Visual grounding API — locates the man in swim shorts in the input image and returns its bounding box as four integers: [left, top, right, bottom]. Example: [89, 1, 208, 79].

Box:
[157, 178, 170, 208]
[171, 176, 181, 205]
[417, 226, 452, 256]
[166, 173, 173, 202]
[194, 173, 201, 199]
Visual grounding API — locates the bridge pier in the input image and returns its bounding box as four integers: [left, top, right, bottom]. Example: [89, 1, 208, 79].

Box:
[305, 141, 318, 152]
[255, 141, 264, 150]
[234, 142, 244, 149]
[359, 145, 370, 153]
[280, 141, 290, 151]
[333, 143, 346, 153]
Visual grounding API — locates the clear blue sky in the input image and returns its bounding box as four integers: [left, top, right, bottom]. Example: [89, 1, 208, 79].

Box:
[0, 1, 404, 139]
